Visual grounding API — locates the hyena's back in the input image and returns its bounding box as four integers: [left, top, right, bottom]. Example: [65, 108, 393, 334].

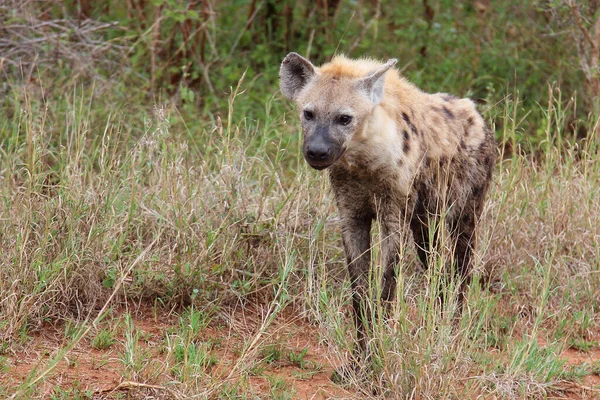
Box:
[408, 91, 497, 222]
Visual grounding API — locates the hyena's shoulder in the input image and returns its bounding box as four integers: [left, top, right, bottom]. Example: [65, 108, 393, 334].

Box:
[398, 91, 491, 159]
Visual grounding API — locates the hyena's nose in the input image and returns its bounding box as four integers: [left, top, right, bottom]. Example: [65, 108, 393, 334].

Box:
[306, 145, 331, 161]
[304, 133, 342, 169]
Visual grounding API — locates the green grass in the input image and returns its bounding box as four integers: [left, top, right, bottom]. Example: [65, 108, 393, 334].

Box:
[92, 329, 116, 350]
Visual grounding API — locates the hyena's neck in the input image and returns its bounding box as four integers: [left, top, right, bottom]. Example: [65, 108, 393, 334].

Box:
[336, 104, 422, 196]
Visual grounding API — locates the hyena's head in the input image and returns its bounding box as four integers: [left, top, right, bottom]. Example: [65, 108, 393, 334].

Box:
[279, 53, 397, 170]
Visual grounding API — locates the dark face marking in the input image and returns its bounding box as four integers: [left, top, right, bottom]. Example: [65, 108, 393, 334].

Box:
[303, 125, 345, 170]
[466, 117, 474, 127]
[442, 106, 454, 119]
[403, 137, 411, 154]
[403, 130, 410, 140]
[460, 139, 467, 150]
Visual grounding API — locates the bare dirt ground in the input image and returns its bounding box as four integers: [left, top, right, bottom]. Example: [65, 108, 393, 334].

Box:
[557, 347, 600, 400]
[3, 304, 600, 399]
[2, 304, 350, 399]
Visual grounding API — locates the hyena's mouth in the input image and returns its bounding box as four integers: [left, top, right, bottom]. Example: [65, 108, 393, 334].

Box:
[304, 147, 345, 170]
[308, 163, 330, 171]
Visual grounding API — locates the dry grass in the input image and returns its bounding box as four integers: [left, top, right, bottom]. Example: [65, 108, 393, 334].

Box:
[1, 71, 600, 399]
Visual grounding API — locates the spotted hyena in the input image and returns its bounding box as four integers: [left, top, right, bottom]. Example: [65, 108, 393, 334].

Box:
[279, 53, 496, 365]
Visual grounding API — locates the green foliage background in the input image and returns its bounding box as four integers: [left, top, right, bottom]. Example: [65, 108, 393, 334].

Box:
[2, 0, 597, 147]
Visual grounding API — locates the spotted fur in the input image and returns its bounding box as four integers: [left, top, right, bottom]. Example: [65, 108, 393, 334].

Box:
[280, 53, 497, 363]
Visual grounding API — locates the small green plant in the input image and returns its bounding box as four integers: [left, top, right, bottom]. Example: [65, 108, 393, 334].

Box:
[50, 385, 92, 400]
[260, 344, 283, 365]
[91, 329, 116, 350]
[267, 375, 294, 400]
[172, 341, 217, 382]
[119, 314, 148, 380]
[178, 306, 211, 340]
[168, 305, 219, 384]
[568, 338, 598, 352]
[287, 347, 309, 369]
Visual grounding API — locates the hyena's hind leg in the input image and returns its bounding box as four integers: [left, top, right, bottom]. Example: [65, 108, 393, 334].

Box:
[380, 198, 418, 308]
[409, 199, 440, 271]
[411, 198, 467, 311]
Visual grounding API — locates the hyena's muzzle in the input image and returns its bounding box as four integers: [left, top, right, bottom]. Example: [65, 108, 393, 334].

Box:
[303, 125, 344, 170]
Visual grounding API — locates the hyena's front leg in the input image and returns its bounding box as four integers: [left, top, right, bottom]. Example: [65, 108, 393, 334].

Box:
[341, 216, 372, 360]
[380, 217, 404, 306]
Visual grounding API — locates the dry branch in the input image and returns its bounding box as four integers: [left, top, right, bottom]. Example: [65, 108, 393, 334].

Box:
[566, 0, 600, 100]
[0, 14, 125, 82]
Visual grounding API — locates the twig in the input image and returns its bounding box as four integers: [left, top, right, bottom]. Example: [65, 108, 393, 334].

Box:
[95, 380, 183, 398]
[567, 0, 597, 51]
[347, 0, 381, 54]
[559, 380, 600, 394]
[225, 0, 263, 61]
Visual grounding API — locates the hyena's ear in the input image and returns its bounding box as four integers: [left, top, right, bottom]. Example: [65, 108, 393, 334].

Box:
[358, 59, 398, 104]
[280, 53, 317, 100]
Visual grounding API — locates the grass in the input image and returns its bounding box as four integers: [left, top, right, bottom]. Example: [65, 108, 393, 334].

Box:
[1, 76, 599, 399]
[2, 12, 600, 394]
[92, 329, 116, 350]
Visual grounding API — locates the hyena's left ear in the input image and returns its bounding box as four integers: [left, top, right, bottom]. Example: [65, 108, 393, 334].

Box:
[358, 59, 398, 104]
[280, 53, 317, 100]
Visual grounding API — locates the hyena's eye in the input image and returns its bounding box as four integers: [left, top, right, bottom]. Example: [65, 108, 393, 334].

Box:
[303, 110, 314, 120]
[338, 115, 353, 126]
